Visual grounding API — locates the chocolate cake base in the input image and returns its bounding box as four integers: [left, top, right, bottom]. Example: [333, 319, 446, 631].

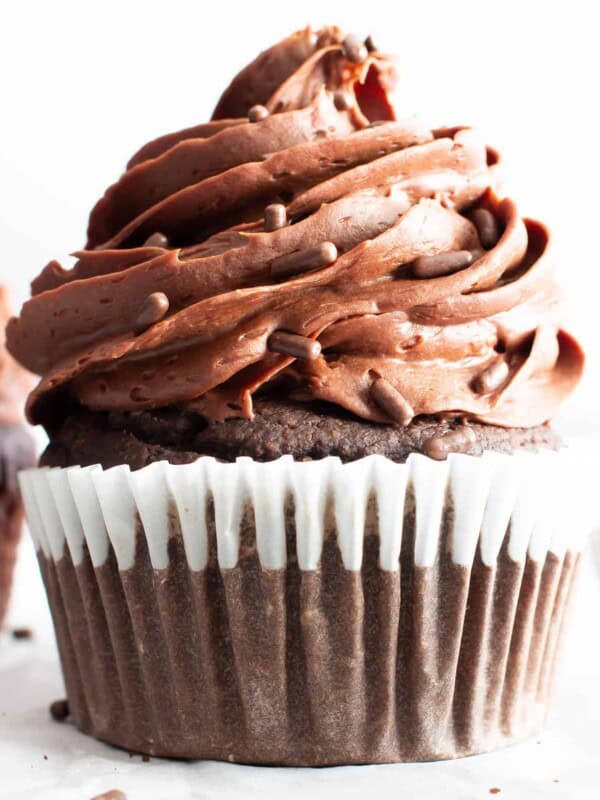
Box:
[37, 507, 578, 764]
[41, 399, 560, 470]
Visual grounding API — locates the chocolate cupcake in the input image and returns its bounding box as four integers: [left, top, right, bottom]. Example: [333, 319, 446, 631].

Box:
[0, 288, 36, 629]
[10, 26, 591, 763]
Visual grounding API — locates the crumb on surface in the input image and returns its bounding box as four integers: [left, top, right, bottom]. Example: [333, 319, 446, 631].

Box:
[12, 627, 33, 640]
[49, 699, 70, 722]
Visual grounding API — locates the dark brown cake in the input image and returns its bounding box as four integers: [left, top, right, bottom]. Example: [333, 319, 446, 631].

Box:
[41, 400, 560, 470]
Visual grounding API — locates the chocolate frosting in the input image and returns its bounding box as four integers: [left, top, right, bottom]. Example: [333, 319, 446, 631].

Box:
[7, 26, 584, 429]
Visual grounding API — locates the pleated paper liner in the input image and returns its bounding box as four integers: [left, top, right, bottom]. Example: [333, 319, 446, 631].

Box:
[0, 493, 24, 628]
[19, 449, 594, 764]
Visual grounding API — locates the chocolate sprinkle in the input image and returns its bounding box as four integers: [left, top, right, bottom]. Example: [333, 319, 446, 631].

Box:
[248, 104, 269, 122]
[49, 699, 70, 722]
[333, 90, 353, 111]
[364, 35, 377, 52]
[134, 292, 170, 335]
[472, 208, 500, 249]
[472, 359, 509, 394]
[268, 331, 321, 360]
[423, 426, 477, 460]
[264, 203, 287, 232]
[270, 241, 337, 280]
[412, 250, 473, 279]
[12, 627, 33, 640]
[342, 33, 368, 64]
[370, 377, 414, 425]
[143, 232, 169, 248]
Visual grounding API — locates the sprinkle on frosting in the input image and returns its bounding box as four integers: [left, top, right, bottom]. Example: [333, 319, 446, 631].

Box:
[268, 331, 321, 360]
[364, 35, 377, 53]
[5, 25, 584, 430]
[270, 242, 338, 280]
[248, 104, 270, 122]
[264, 203, 287, 233]
[342, 33, 369, 64]
[133, 292, 170, 335]
[472, 359, 510, 395]
[471, 208, 500, 249]
[411, 250, 474, 279]
[370, 376, 414, 426]
[143, 232, 169, 248]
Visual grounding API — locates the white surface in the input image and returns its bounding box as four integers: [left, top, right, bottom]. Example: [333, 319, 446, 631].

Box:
[1, 534, 599, 800]
[2, 0, 600, 796]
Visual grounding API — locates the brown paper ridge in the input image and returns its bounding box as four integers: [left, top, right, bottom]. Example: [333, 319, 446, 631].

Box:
[39, 501, 579, 764]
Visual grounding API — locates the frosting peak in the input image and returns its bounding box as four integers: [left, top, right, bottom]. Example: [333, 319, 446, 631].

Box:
[7, 26, 584, 430]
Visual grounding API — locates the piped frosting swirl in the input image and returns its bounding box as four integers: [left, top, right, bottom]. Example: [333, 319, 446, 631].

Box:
[7, 26, 584, 429]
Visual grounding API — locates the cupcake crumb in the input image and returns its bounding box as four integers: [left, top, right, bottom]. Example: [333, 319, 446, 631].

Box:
[126, 749, 150, 762]
[91, 791, 127, 800]
[12, 627, 33, 640]
[489, 790, 501, 796]
[49, 699, 70, 722]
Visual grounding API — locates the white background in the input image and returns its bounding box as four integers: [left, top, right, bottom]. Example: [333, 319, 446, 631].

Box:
[1, 1, 599, 797]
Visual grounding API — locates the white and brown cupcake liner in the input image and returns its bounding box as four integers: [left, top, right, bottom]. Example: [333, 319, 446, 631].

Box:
[19, 449, 594, 764]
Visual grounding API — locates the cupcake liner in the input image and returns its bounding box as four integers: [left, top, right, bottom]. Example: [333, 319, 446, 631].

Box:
[0, 492, 24, 628]
[19, 449, 595, 764]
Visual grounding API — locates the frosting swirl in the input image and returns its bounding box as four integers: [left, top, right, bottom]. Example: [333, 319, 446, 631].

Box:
[7, 26, 584, 429]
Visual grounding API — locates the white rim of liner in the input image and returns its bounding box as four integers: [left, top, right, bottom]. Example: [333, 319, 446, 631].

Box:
[18, 448, 597, 572]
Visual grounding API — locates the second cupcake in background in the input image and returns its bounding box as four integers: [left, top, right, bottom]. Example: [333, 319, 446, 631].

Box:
[0, 288, 36, 630]
[10, 26, 591, 764]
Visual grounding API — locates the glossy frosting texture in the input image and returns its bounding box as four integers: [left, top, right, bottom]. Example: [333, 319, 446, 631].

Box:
[7, 26, 584, 428]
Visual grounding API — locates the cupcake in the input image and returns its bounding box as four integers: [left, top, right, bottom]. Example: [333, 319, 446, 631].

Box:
[10, 26, 589, 764]
[0, 288, 36, 629]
